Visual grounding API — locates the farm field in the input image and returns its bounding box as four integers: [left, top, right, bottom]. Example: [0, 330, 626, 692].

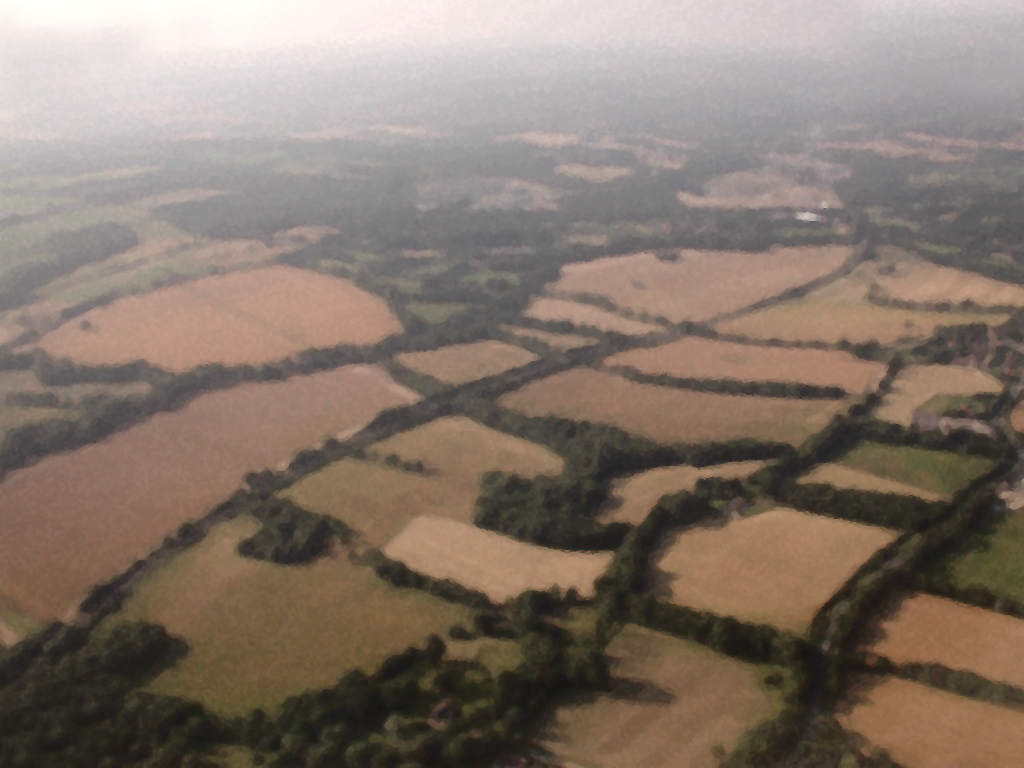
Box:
[839, 676, 1024, 768]
[605, 337, 886, 393]
[541, 625, 783, 768]
[501, 325, 598, 350]
[676, 169, 842, 210]
[875, 365, 1004, 426]
[283, 416, 563, 545]
[869, 593, 1024, 689]
[116, 517, 472, 716]
[797, 464, 947, 502]
[35, 265, 403, 372]
[0, 365, 418, 620]
[554, 163, 633, 183]
[383, 516, 613, 603]
[522, 297, 662, 335]
[395, 340, 538, 384]
[499, 368, 850, 446]
[869, 247, 1024, 308]
[944, 510, 1024, 604]
[1011, 401, 1024, 433]
[654, 508, 897, 634]
[602, 461, 768, 525]
[547, 245, 851, 323]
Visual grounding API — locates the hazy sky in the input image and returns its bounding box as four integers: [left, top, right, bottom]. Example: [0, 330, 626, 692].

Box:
[1, 0, 1021, 53]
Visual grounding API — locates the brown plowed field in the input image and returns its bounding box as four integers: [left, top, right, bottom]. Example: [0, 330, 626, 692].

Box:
[0, 365, 418, 620]
[548, 245, 850, 323]
[840, 676, 1024, 768]
[542, 625, 782, 768]
[395, 340, 537, 384]
[383, 515, 613, 603]
[606, 337, 885, 393]
[655, 508, 897, 634]
[870, 594, 1024, 689]
[499, 368, 849, 447]
[36, 265, 403, 372]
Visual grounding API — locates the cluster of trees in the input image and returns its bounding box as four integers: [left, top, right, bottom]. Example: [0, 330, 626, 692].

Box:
[237, 498, 350, 565]
[778, 482, 945, 530]
[615, 367, 848, 400]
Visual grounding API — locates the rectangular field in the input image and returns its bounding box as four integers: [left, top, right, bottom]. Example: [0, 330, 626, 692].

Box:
[605, 337, 885, 393]
[283, 416, 563, 546]
[523, 297, 662, 336]
[0, 365, 419, 621]
[875, 365, 1004, 426]
[870, 593, 1024, 689]
[840, 676, 1024, 768]
[117, 517, 472, 716]
[383, 516, 613, 604]
[499, 368, 850, 447]
[541, 625, 783, 768]
[654, 508, 897, 634]
[548, 245, 851, 323]
[395, 340, 537, 385]
[36, 265, 403, 372]
[602, 462, 768, 526]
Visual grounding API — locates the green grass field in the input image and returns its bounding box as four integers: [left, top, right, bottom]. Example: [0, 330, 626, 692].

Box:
[945, 512, 1024, 603]
[838, 443, 995, 498]
[116, 517, 473, 716]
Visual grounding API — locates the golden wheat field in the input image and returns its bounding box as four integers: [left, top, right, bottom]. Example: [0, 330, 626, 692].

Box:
[840, 677, 1024, 768]
[602, 462, 768, 526]
[283, 416, 563, 546]
[870, 593, 1024, 690]
[499, 368, 849, 447]
[871, 247, 1024, 307]
[542, 625, 782, 768]
[548, 245, 851, 323]
[875, 364, 1004, 426]
[654, 508, 897, 634]
[395, 340, 538, 384]
[36, 265, 403, 372]
[0, 365, 417, 621]
[522, 297, 662, 335]
[606, 337, 886, 393]
[383, 515, 613, 603]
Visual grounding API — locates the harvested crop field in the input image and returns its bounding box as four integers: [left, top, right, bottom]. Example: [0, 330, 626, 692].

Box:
[523, 297, 662, 335]
[602, 462, 768, 526]
[832, 443, 994, 499]
[547, 245, 851, 323]
[501, 325, 598, 350]
[839, 676, 1024, 768]
[499, 368, 850, 447]
[1012, 402, 1024, 433]
[383, 516, 613, 603]
[676, 169, 842, 210]
[869, 593, 1024, 689]
[870, 247, 1024, 308]
[36, 265, 403, 372]
[606, 337, 885, 393]
[797, 465, 947, 502]
[542, 625, 782, 768]
[0, 365, 418, 620]
[117, 517, 471, 715]
[283, 416, 563, 546]
[654, 508, 897, 634]
[555, 163, 633, 183]
[395, 340, 537, 384]
[876, 365, 1004, 426]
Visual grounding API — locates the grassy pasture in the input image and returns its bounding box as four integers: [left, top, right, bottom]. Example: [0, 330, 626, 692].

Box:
[501, 325, 598, 350]
[499, 368, 850, 447]
[602, 461, 768, 526]
[797, 465, 948, 502]
[606, 337, 886, 393]
[283, 416, 563, 546]
[523, 297, 662, 335]
[834, 443, 995, 499]
[382, 516, 613, 603]
[654, 508, 897, 634]
[870, 593, 1024, 689]
[0, 365, 417, 620]
[541, 625, 784, 768]
[548, 245, 851, 323]
[875, 365, 1004, 427]
[676, 169, 842, 210]
[117, 517, 472, 716]
[945, 511, 1024, 604]
[395, 340, 538, 385]
[840, 676, 1024, 768]
[36, 266, 403, 372]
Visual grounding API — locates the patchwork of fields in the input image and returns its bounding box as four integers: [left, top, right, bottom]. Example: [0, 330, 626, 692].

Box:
[499, 368, 850, 446]
[0, 365, 418, 620]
